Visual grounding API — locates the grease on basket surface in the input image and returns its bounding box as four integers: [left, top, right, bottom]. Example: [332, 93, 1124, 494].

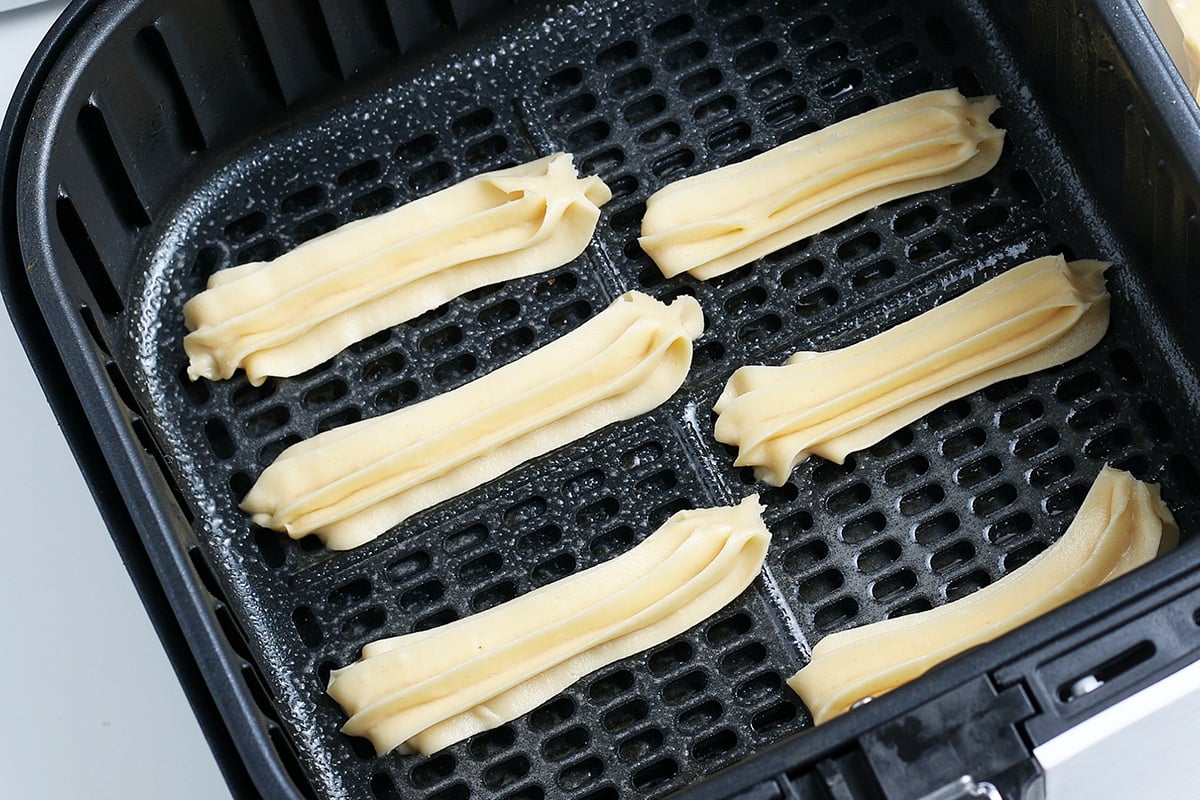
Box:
[788, 466, 1178, 725]
[184, 152, 611, 385]
[241, 291, 704, 550]
[639, 88, 1004, 280]
[714, 255, 1111, 486]
[326, 496, 771, 755]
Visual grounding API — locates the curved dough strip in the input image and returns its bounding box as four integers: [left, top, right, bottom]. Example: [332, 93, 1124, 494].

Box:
[326, 496, 771, 755]
[242, 291, 704, 550]
[639, 89, 1003, 280]
[788, 466, 1179, 725]
[184, 153, 611, 385]
[714, 255, 1111, 486]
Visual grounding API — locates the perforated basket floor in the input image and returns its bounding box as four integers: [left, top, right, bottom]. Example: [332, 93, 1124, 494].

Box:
[114, 1, 1200, 798]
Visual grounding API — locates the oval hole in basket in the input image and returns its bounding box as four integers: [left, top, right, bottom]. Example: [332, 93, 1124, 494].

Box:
[590, 668, 635, 703]
[555, 92, 597, 125]
[666, 40, 707, 72]
[652, 14, 694, 42]
[557, 756, 603, 792]
[530, 696, 576, 731]
[695, 94, 737, 123]
[471, 580, 516, 611]
[677, 699, 722, 732]
[542, 66, 583, 96]
[814, 597, 858, 632]
[631, 757, 678, 792]
[204, 418, 236, 459]
[842, 511, 886, 544]
[590, 525, 634, 559]
[720, 641, 767, 676]
[902, 484, 947, 517]
[483, 754, 530, 790]
[603, 698, 648, 733]
[340, 606, 385, 638]
[410, 753, 456, 788]
[648, 641, 693, 676]
[542, 725, 589, 762]
[751, 701, 798, 733]
[618, 728, 663, 762]
[291, 606, 322, 647]
[662, 669, 707, 705]
[790, 15, 832, 45]
[692, 728, 738, 761]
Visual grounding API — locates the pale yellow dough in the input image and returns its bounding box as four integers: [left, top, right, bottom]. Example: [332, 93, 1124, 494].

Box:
[787, 466, 1178, 725]
[326, 496, 771, 755]
[639, 89, 1004, 280]
[1164, 0, 1200, 98]
[241, 291, 704, 550]
[714, 255, 1111, 486]
[184, 153, 611, 385]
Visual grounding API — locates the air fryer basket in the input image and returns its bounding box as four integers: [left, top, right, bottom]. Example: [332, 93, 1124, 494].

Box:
[7, 0, 1200, 798]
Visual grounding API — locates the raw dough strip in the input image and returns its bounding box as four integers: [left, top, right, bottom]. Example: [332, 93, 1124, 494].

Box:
[327, 496, 772, 755]
[184, 153, 612, 385]
[242, 291, 704, 550]
[788, 466, 1178, 724]
[714, 255, 1111, 486]
[639, 89, 1004, 280]
[1167, 1, 1200, 99]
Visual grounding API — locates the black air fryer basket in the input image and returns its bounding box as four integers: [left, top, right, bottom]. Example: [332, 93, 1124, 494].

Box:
[6, 1, 1200, 798]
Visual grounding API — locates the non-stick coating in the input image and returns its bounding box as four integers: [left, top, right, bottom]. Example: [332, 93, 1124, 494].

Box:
[68, 0, 1200, 798]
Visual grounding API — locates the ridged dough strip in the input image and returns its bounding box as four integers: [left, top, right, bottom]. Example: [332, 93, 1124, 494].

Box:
[714, 255, 1111, 486]
[184, 153, 611, 385]
[639, 88, 1004, 280]
[788, 466, 1178, 724]
[327, 496, 772, 755]
[242, 291, 704, 550]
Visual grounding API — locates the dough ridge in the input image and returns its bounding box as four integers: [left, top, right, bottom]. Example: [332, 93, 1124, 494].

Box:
[242, 290, 704, 549]
[184, 153, 612, 384]
[327, 496, 771, 754]
[787, 466, 1178, 724]
[640, 89, 1004, 280]
[714, 255, 1112, 486]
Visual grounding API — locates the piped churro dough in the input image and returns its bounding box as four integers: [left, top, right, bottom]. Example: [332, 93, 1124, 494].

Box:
[1166, 1, 1200, 98]
[714, 255, 1111, 485]
[787, 466, 1178, 725]
[241, 291, 704, 550]
[639, 89, 1004, 280]
[327, 496, 771, 755]
[184, 153, 612, 385]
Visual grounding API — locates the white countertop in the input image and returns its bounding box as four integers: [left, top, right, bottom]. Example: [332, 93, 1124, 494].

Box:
[0, 3, 230, 798]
